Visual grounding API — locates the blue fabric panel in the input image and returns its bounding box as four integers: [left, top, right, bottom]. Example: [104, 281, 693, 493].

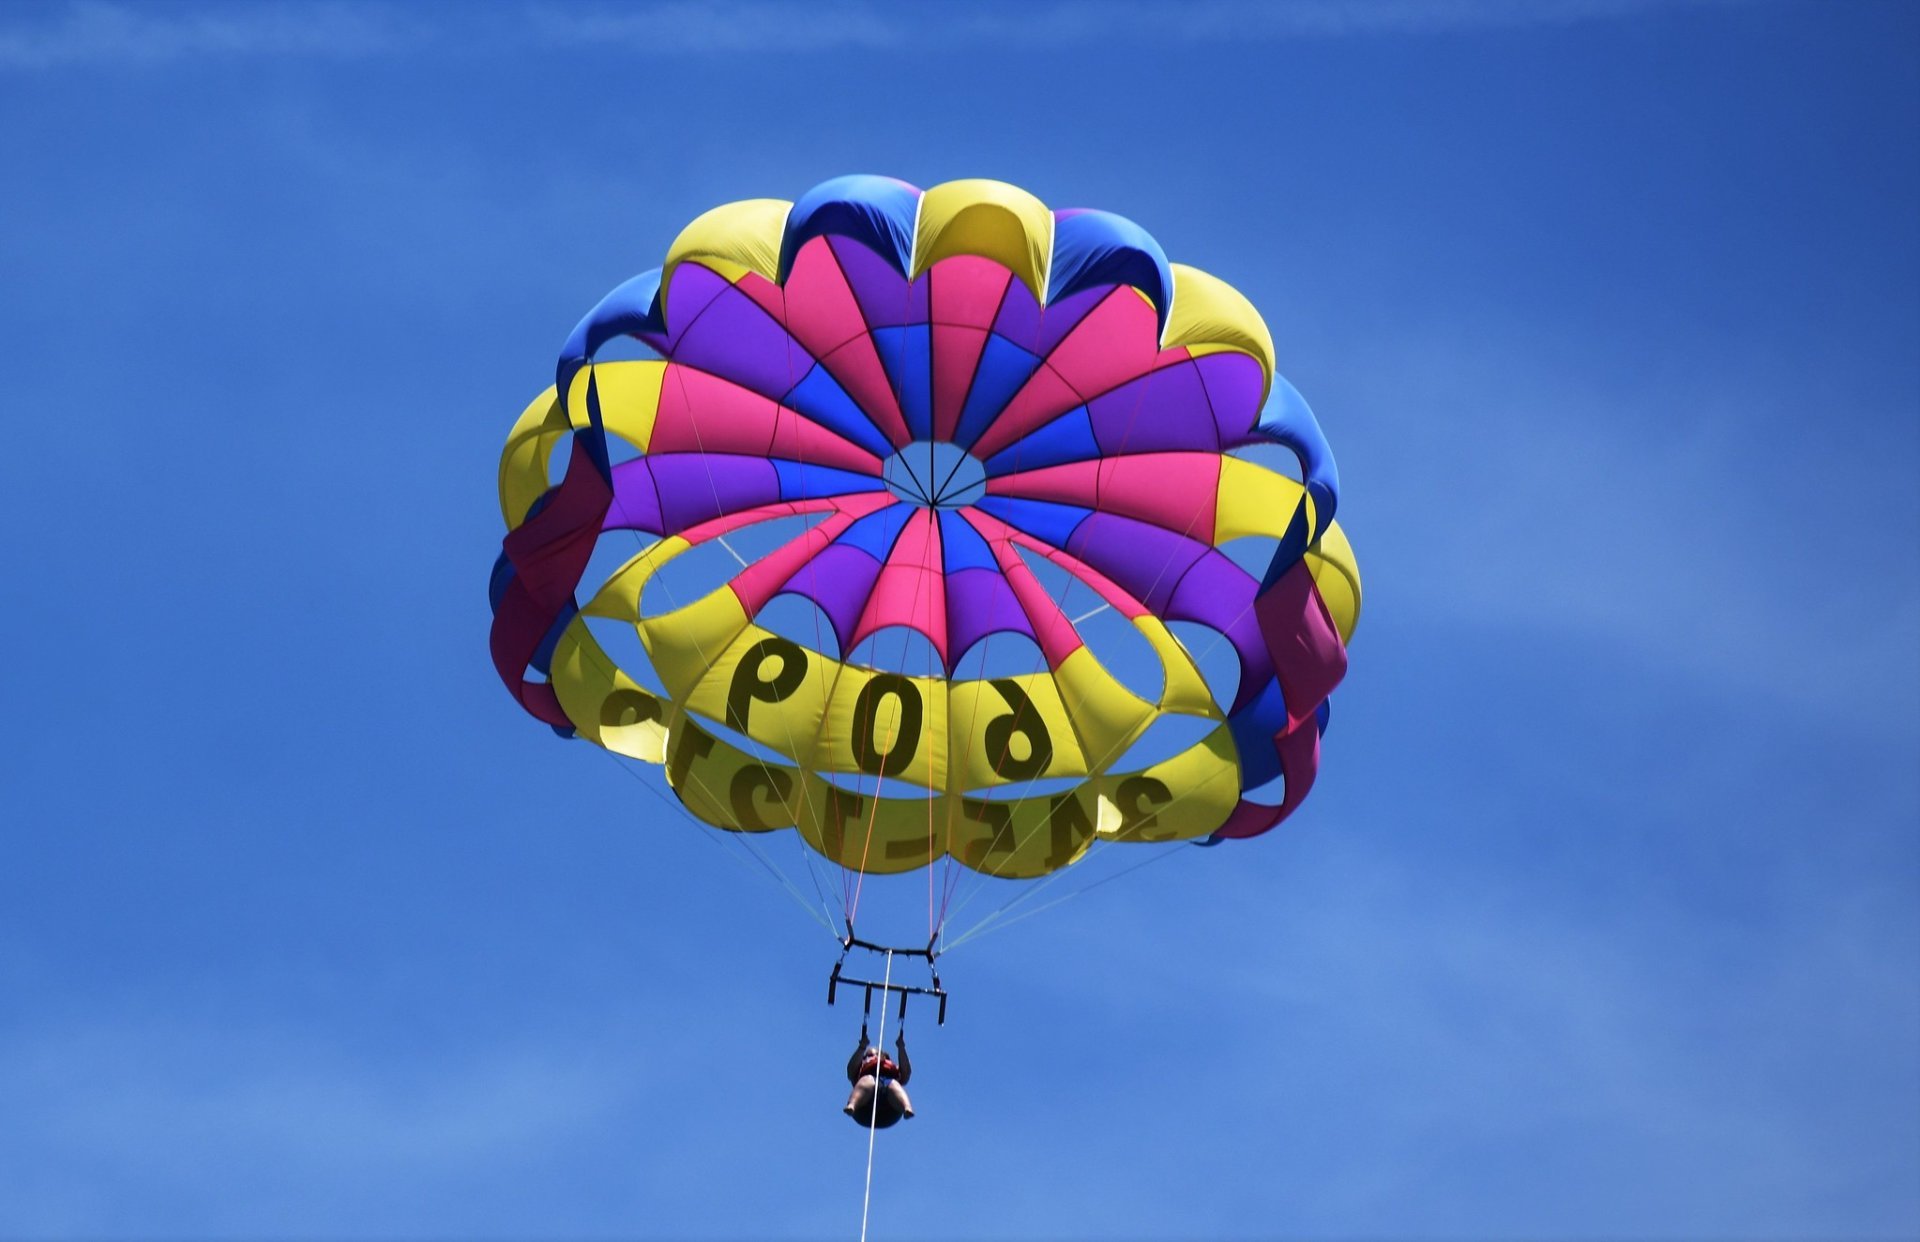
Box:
[1048, 210, 1172, 333]
[1315, 698, 1332, 736]
[772, 460, 882, 502]
[937, 509, 998, 573]
[782, 363, 896, 459]
[872, 324, 934, 442]
[532, 600, 578, 676]
[778, 175, 922, 281]
[952, 334, 1043, 449]
[983, 407, 1099, 475]
[1227, 677, 1290, 789]
[488, 549, 517, 611]
[839, 502, 916, 560]
[558, 268, 663, 396]
[1255, 373, 1339, 532]
[975, 494, 1090, 550]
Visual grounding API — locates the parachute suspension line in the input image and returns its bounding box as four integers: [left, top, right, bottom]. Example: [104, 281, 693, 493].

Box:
[596, 748, 839, 937]
[942, 840, 1188, 953]
[858, 949, 895, 1242]
[576, 397, 840, 941]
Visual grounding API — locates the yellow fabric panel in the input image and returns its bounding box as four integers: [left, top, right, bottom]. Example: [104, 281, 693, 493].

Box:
[912, 179, 1054, 298]
[816, 664, 949, 791]
[499, 387, 568, 527]
[664, 717, 802, 835]
[1305, 519, 1363, 643]
[637, 589, 755, 702]
[562, 361, 666, 457]
[679, 625, 839, 768]
[1093, 725, 1241, 843]
[1215, 456, 1313, 545]
[940, 790, 1109, 878]
[661, 198, 790, 297]
[1044, 647, 1156, 765]
[547, 619, 671, 765]
[1163, 264, 1276, 398]
[580, 537, 687, 623]
[1133, 620, 1220, 719]
[946, 669, 1091, 791]
[791, 777, 936, 874]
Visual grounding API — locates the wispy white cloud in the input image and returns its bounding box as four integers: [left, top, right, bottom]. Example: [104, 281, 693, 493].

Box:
[1340, 324, 1920, 732]
[0, 0, 1751, 70]
[0, 1, 412, 68]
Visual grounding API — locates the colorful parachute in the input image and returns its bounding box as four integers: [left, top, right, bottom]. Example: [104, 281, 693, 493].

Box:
[489, 176, 1360, 884]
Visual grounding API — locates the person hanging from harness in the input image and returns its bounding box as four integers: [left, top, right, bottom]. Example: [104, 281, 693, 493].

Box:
[843, 1024, 913, 1128]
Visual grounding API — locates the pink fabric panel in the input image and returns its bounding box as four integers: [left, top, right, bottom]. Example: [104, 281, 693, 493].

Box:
[965, 508, 1149, 620]
[966, 365, 1084, 460]
[769, 407, 884, 475]
[930, 256, 1012, 329]
[779, 238, 869, 356]
[985, 459, 1100, 508]
[849, 509, 949, 662]
[988, 538, 1086, 668]
[728, 506, 870, 616]
[649, 367, 777, 455]
[676, 491, 891, 549]
[734, 270, 786, 323]
[1254, 562, 1349, 730]
[932, 324, 990, 442]
[1096, 453, 1221, 544]
[820, 337, 911, 448]
[1044, 290, 1162, 399]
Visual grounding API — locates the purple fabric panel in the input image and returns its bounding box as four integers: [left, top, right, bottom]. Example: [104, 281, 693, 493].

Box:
[945, 565, 1034, 660]
[1034, 284, 1112, 357]
[603, 459, 664, 534]
[644, 454, 781, 534]
[830, 236, 918, 330]
[1064, 512, 1208, 615]
[1087, 361, 1220, 456]
[1165, 552, 1274, 713]
[668, 283, 815, 401]
[991, 277, 1045, 352]
[661, 264, 731, 352]
[1198, 353, 1267, 447]
[783, 543, 884, 651]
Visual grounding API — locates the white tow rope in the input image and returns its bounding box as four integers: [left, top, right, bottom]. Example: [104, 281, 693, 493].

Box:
[858, 949, 894, 1242]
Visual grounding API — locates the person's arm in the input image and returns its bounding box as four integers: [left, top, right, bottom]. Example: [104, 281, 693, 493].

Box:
[847, 1038, 872, 1084]
[893, 1034, 911, 1085]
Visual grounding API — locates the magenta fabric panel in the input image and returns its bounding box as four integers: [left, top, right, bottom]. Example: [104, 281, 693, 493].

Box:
[1206, 797, 1287, 842]
[1254, 561, 1349, 731]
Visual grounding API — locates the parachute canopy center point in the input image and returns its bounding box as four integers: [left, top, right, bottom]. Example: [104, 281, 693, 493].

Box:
[880, 440, 987, 511]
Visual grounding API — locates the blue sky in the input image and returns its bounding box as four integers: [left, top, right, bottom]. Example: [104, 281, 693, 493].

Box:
[2, 0, 1917, 1238]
